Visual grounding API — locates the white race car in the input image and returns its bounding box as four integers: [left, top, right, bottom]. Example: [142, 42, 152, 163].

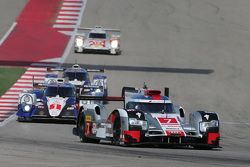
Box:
[74, 26, 121, 55]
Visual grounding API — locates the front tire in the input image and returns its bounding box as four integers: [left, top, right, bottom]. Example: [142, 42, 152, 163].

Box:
[77, 113, 100, 143]
[77, 114, 88, 142]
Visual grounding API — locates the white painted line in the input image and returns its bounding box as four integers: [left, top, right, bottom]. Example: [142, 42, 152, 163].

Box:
[10, 87, 28, 91]
[0, 99, 18, 102]
[59, 31, 74, 36]
[0, 103, 18, 106]
[63, 2, 82, 6]
[14, 83, 32, 87]
[1, 95, 18, 99]
[25, 71, 46, 75]
[0, 114, 17, 127]
[64, 0, 83, 2]
[0, 107, 17, 110]
[61, 7, 81, 11]
[53, 24, 76, 29]
[57, 15, 79, 19]
[5, 92, 20, 95]
[60, 0, 87, 64]
[17, 79, 43, 83]
[59, 11, 79, 15]
[0, 22, 17, 46]
[21, 76, 44, 79]
[56, 19, 78, 24]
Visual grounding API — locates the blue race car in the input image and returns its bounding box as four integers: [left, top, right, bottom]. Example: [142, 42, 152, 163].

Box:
[16, 80, 78, 122]
[63, 64, 108, 96]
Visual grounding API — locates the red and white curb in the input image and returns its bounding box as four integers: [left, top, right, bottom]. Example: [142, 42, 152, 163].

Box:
[0, 67, 46, 123]
[53, 0, 85, 36]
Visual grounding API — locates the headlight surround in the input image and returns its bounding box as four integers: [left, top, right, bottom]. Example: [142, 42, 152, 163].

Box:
[129, 118, 148, 130]
[75, 37, 84, 47]
[111, 40, 119, 48]
[20, 94, 33, 105]
[199, 120, 219, 132]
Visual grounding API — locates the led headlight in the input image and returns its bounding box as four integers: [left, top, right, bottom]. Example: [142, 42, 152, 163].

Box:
[129, 118, 148, 130]
[95, 88, 101, 93]
[111, 40, 118, 48]
[199, 120, 219, 132]
[76, 37, 84, 47]
[23, 105, 31, 112]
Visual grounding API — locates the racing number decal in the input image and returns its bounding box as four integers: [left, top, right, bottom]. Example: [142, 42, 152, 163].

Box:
[49, 104, 62, 110]
[158, 118, 177, 124]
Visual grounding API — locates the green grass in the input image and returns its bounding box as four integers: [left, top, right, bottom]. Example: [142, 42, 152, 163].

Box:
[0, 66, 26, 96]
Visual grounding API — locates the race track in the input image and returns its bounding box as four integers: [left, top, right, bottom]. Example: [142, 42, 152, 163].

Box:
[1, 0, 250, 166]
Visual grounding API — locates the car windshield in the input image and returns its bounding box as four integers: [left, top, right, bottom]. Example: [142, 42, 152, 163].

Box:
[64, 72, 88, 81]
[89, 33, 106, 39]
[45, 86, 75, 97]
[126, 102, 175, 113]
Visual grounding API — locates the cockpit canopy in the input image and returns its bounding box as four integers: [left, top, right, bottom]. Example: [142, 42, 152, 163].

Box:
[126, 101, 175, 114]
[64, 71, 89, 82]
[44, 86, 75, 97]
[89, 33, 106, 39]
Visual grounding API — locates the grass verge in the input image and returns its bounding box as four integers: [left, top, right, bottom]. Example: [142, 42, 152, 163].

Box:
[0, 66, 26, 96]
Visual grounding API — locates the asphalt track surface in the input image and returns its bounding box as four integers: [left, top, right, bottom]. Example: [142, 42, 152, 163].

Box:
[1, 0, 250, 167]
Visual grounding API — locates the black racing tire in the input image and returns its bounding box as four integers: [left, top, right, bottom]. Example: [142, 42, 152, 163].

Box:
[77, 113, 100, 144]
[77, 114, 88, 143]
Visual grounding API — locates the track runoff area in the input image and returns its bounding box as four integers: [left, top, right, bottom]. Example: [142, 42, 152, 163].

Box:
[0, 0, 86, 123]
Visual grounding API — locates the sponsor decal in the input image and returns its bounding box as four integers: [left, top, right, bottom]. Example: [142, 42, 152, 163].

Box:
[89, 40, 106, 48]
[85, 115, 92, 122]
[157, 117, 186, 136]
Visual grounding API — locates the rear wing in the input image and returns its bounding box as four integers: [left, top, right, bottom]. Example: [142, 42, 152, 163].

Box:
[77, 27, 121, 32]
[78, 95, 124, 101]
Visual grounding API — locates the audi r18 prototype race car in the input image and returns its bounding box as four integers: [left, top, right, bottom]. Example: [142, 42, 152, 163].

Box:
[73, 86, 220, 149]
[74, 26, 121, 55]
[16, 79, 78, 122]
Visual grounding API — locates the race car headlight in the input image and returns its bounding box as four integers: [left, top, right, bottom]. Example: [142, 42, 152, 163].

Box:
[111, 40, 118, 48]
[199, 120, 219, 132]
[23, 104, 31, 112]
[76, 37, 84, 47]
[129, 118, 148, 130]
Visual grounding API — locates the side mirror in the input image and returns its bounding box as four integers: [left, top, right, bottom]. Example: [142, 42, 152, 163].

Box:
[179, 107, 185, 118]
